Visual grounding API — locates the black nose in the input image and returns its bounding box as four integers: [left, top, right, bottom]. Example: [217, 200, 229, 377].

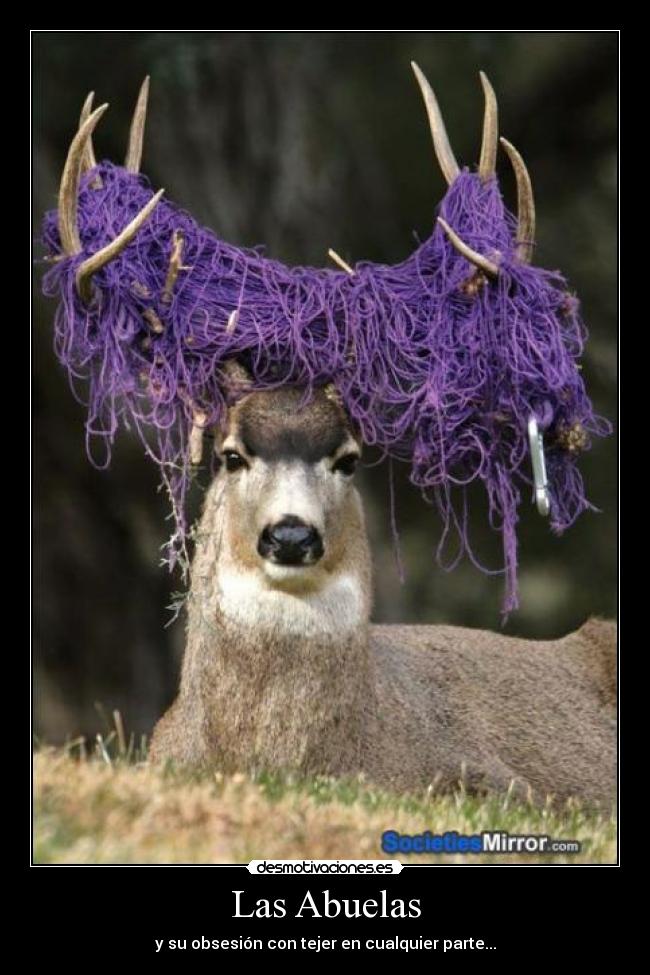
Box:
[258, 516, 324, 566]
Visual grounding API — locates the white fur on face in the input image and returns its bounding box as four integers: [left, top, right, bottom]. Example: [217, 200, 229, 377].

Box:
[209, 429, 367, 633]
[263, 563, 321, 585]
[223, 446, 359, 557]
[215, 565, 367, 638]
[252, 461, 329, 535]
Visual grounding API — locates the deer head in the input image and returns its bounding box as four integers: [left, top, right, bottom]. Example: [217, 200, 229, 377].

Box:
[215, 376, 365, 594]
[41, 65, 609, 615]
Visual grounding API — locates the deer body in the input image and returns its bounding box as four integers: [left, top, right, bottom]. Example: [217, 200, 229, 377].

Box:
[150, 387, 616, 808]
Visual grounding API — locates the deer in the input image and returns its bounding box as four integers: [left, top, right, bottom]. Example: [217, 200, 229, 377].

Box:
[46, 66, 616, 808]
[148, 377, 616, 808]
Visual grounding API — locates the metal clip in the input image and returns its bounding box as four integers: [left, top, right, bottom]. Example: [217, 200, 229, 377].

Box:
[528, 415, 551, 517]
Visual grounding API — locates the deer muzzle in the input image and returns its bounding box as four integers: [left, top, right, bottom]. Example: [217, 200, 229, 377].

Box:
[258, 516, 324, 567]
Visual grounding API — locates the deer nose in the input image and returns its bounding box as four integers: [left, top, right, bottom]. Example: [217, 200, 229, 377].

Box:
[258, 516, 324, 566]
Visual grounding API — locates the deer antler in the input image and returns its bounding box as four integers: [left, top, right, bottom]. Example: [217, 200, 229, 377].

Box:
[436, 217, 499, 278]
[58, 104, 109, 255]
[189, 411, 208, 466]
[411, 64, 499, 187]
[327, 248, 354, 275]
[78, 92, 98, 175]
[412, 65, 535, 273]
[500, 137, 536, 264]
[78, 92, 103, 189]
[57, 83, 164, 302]
[478, 71, 498, 182]
[162, 229, 192, 303]
[411, 61, 460, 186]
[125, 76, 150, 173]
[76, 189, 165, 302]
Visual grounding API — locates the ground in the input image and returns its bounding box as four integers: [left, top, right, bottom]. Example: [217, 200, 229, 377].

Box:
[33, 740, 616, 865]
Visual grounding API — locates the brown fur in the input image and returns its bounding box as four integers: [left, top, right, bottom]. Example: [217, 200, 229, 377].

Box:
[150, 389, 616, 809]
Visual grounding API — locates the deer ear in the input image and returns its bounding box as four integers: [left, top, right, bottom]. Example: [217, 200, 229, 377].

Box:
[221, 359, 253, 398]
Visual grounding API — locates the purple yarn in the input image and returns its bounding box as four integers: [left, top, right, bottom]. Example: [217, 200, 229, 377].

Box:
[40, 161, 610, 615]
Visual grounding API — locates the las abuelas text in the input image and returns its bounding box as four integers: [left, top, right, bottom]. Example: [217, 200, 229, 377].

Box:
[232, 889, 421, 918]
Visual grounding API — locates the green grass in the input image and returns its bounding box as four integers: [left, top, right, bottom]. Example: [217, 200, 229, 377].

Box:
[33, 733, 617, 865]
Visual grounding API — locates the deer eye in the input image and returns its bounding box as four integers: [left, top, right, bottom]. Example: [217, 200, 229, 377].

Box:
[333, 453, 359, 477]
[223, 450, 248, 473]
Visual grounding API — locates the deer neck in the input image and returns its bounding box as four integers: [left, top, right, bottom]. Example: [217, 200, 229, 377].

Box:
[181, 479, 375, 775]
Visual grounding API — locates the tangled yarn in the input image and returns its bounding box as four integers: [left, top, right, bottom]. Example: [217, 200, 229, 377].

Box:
[41, 162, 610, 614]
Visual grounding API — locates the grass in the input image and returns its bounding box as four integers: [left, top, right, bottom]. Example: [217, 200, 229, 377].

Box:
[33, 732, 617, 865]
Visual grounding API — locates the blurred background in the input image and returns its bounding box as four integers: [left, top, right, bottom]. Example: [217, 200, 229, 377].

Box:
[33, 31, 617, 742]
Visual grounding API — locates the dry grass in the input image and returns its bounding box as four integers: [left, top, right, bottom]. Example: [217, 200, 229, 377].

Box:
[33, 746, 617, 865]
